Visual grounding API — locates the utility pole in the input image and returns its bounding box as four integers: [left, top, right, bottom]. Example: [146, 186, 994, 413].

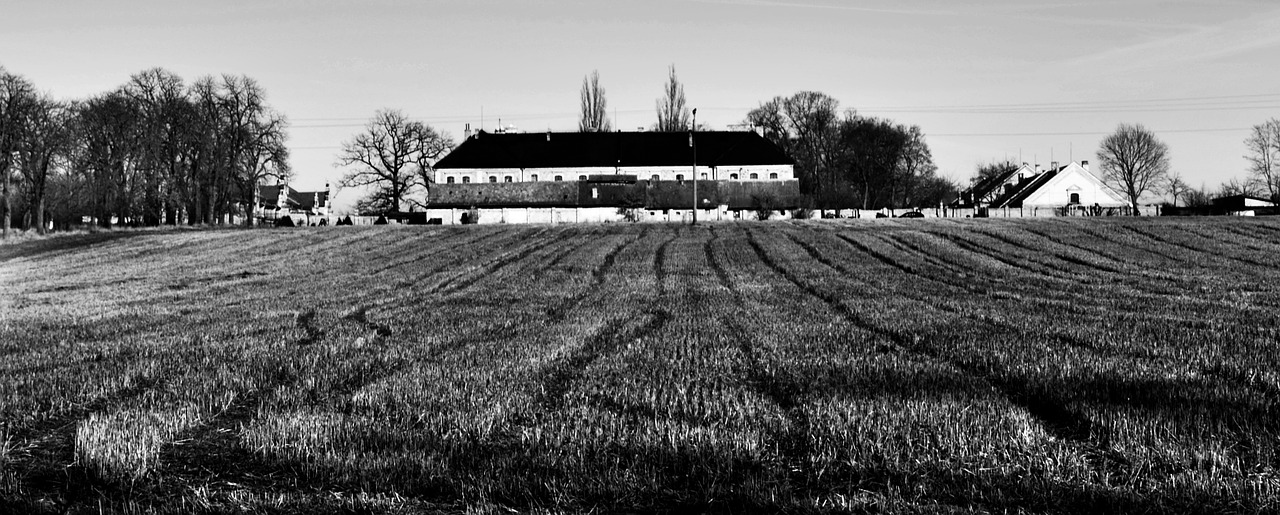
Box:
[691, 108, 697, 225]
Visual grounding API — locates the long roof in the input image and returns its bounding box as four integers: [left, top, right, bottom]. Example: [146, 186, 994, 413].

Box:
[435, 130, 795, 170]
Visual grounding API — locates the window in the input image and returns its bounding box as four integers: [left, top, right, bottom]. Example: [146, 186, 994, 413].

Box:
[489, 176, 497, 183]
[579, 175, 587, 181]
[1070, 192, 1081, 204]
[530, 174, 538, 181]
[554, 175, 563, 181]
[676, 174, 684, 181]
[749, 173, 759, 180]
[504, 176, 512, 183]
[592, 187, 599, 199]
[769, 173, 778, 180]
[651, 174, 660, 182]
[730, 173, 738, 180]
[462, 176, 471, 184]
[446, 176, 455, 184]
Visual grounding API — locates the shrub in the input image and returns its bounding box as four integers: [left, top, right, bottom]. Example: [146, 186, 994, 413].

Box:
[460, 207, 481, 225]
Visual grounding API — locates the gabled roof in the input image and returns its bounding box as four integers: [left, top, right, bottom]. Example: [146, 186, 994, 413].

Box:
[257, 183, 329, 212]
[435, 130, 795, 170]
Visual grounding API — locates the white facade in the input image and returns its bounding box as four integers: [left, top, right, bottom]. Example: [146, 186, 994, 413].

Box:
[435, 164, 794, 186]
[1019, 162, 1128, 208]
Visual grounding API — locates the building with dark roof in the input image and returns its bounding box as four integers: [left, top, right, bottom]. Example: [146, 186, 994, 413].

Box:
[426, 130, 799, 223]
[952, 161, 1129, 216]
[255, 183, 332, 225]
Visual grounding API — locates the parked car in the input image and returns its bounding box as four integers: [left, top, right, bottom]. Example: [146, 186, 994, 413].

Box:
[897, 211, 925, 218]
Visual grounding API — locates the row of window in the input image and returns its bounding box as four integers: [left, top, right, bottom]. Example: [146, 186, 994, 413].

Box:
[443, 172, 781, 184]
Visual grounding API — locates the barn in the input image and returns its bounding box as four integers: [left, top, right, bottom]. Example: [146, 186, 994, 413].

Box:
[427, 130, 800, 224]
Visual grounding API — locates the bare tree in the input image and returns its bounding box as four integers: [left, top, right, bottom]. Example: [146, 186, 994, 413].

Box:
[1245, 118, 1280, 201]
[1096, 123, 1170, 214]
[1218, 177, 1262, 198]
[337, 109, 452, 214]
[1163, 172, 1192, 207]
[746, 92, 839, 199]
[578, 70, 611, 133]
[16, 96, 72, 234]
[654, 65, 690, 132]
[1, 68, 38, 238]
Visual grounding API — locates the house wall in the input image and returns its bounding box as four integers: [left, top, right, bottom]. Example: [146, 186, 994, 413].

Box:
[1020, 165, 1128, 208]
[436, 164, 794, 185]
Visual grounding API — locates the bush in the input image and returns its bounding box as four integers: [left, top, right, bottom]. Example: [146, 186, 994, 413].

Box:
[373, 215, 388, 225]
[274, 216, 295, 227]
[616, 207, 641, 223]
[460, 207, 481, 225]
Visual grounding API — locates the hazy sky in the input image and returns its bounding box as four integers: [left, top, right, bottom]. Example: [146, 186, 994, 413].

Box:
[5, 0, 1280, 199]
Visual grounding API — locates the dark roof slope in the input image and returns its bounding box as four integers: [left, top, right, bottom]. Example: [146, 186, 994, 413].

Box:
[435, 131, 795, 170]
[995, 169, 1058, 208]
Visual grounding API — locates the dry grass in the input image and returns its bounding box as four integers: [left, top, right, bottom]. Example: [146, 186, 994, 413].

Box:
[1, 218, 1278, 513]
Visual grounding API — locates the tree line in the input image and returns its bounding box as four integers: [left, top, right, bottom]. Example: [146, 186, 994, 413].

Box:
[0, 66, 289, 237]
[966, 119, 1280, 213]
[578, 70, 956, 211]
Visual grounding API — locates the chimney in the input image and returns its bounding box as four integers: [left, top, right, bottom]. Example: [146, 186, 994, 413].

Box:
[1051, 161, 1059, 171]
[546, 130, 551, 142]
[465, 123, 472, 139]
[1082, 160, 1090, 172]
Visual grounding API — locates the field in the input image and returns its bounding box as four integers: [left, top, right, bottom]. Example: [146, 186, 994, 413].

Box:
[1, 218, 1278, 513]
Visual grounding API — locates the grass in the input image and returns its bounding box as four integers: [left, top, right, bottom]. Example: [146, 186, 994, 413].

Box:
[1, 218, 1278, 513]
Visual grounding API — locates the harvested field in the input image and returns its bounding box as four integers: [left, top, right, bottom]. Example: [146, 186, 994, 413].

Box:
[1, 218, 1278, 513]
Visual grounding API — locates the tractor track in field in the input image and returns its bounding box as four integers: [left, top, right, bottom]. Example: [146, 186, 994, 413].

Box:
[1124, 223, 1277, 270]
[743, 226, 1109, 471]
[795, 230, 1110, 356]
[532, 230, 674, 413]
[544, 227, 648, 323]
[705, 226, 814, 488]
[1016, 224, 1176, 280]
[963, 225, 1133, 277]
[1068, 222, 1194, 267]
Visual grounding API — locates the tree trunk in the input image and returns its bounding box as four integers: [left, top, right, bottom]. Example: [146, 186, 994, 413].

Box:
[2, 165, 9, 239]
[35, 195, 45, 235]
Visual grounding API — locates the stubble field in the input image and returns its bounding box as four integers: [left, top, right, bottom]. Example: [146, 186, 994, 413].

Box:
[1, 218, 1278, 514]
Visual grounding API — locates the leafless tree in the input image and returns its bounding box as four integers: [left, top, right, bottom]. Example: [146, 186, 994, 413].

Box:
[654, 65, 690, 132]
[746, 92, 839, 197]
[1163, 172, 1192, 207]
[336, 109, 452, 213]
[1218, 177, 1262, 198]
[1, 68, 38, 238]
[578, 70, 611, 133]
[1245, 118, 1280, 201]
[1096, 123, 1170, 214]
[16, 96, 72, 234]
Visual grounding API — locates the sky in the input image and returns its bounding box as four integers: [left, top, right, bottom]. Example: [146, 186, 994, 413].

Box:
[4, 0, 1280, 206]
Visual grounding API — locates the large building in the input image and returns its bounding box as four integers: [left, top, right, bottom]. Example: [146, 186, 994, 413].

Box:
[255, 183, 332, 225]
[426, 130, 800, 224]
[953, 161, 1131, 216]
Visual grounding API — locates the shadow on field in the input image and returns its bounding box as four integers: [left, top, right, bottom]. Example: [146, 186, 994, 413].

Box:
[0, 230, 153, 262]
